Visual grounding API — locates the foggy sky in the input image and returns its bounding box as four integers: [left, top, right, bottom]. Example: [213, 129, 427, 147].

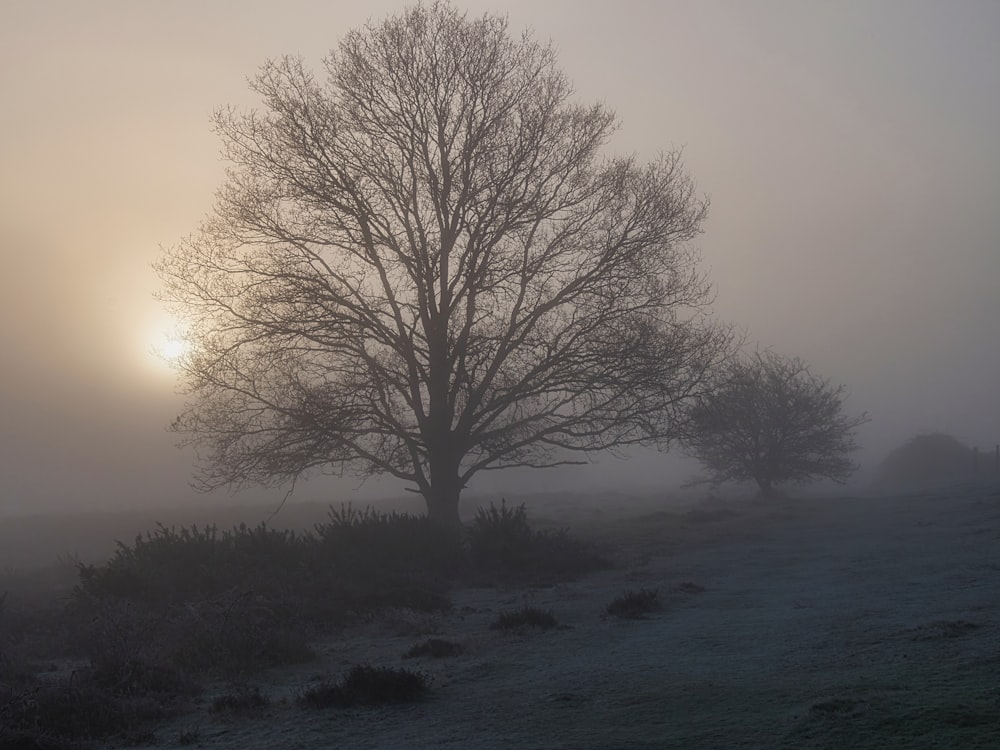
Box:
[2, 0, 998, 516]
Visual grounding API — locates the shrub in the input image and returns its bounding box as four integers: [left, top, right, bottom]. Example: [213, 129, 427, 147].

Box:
[468, 501, 608, 584]
[468, 500, 533, 566]
[0, 591, 56, 687]
[0, 670, 183, 743]
[676, 582, 705, 594]
[163, 591, 315, 676]
[490, 606, 558, 631]
[402, 638, 464, 659]
[875, 433, 980, 489]
[74, 523, 309, 607]
[72, 511, 456, 641]
[317, 505, 462, 580]
[89, 656, 200, 698]
[298, 665, 428, 708]
[211, 685, 270, 714]
[527, 528, 609, 580]
[605, 589, 660, 619]
[68, 588, 313, 681]
[312, 506, 459, 615]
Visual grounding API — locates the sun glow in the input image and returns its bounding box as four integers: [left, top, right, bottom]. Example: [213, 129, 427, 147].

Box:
[158, 336, 189, 362]
[151, 328, 191, 368]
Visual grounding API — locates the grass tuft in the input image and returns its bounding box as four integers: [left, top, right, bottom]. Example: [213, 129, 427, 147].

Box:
[402, 638, 464, 659]
[489, 605, 558, 631]
[211, 685, 270, 714]
[298, 665, 428, 708]
[468, 500, 608, 584]
[605, 588, 660, 619]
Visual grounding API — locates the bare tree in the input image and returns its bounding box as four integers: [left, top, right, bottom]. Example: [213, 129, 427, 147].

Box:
[156, 3, 732, 525]
[682, 350, 869, 498]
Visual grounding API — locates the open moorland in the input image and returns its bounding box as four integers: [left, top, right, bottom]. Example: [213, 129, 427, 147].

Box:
[3, 484, 1000, 749]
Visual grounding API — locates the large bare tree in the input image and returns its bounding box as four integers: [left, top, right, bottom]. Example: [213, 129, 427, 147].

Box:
[157, 3, 731, 524]
[682, 350, 869, 498]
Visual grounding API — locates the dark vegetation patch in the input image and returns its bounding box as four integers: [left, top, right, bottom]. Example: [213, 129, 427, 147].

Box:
[490, 606, 558, 631]
[0, 666, 189, 744]
[676, 581, 706, 593]
[75, 511, 459, 625]
[874, 432, 982, 490]
[0, 732, 85, 750]
[467, 500, 608, 584]
[210, 684, 271, 714]
[298, 665, 428, 708]
[605, 588, 660, 619]
[1, 499, 598, 744]
[403, 638, 464, 659]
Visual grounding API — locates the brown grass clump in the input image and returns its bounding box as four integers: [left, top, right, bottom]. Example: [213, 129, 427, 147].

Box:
[490, 606, 558, 631]
[403, 638, 464, 659]
[298, 665, 428, 708]
[605, 588, 660, 619]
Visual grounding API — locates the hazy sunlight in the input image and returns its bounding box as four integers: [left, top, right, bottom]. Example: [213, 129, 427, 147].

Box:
[151, 328, 190, 368]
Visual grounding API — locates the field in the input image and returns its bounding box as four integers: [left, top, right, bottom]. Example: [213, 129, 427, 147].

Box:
[3, 483, 1000, 749]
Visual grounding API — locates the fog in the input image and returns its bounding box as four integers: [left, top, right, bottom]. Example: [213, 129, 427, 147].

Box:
[1, 0, 998, 517]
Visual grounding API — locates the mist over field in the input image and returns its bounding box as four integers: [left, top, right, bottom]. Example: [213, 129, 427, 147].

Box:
[1, 0, 998, 518]
[2, 6, 1000, 749]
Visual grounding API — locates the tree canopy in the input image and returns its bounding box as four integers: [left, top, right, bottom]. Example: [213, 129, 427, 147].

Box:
[157, 2, 732, 524]
[682, 351, 868, 497]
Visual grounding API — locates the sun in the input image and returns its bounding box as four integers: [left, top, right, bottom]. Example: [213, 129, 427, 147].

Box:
[158, 336, 189, 362]
[151, 328, 191, 367]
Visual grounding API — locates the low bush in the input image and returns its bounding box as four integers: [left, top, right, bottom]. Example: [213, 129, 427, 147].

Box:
[72, 501, 599, 639]
[403, 638, 464, 659]
[0, 591, 67, 686]
[211, 684, 270, 714]
[318, 505, 463, 574]
[314, 505, 460, 615]
[676, 581, 705, 594]
[63, 586, 313, 691]
[163, 592, 315, 675]
[468, 501, 608, 584]
[15, 496, 602, 735]
[0, 497, 617, 746]
[490, 606, 558, 631]
[298, 665, 428, 708]
[74, 523, 308, 607]
[72, 512, 456, 640]
[874, 432, 980, 489]
[0, 667, 187, 744]
[89, 656, 200, 698]
[605, 588, 659, 619]
[468, 500, 533, 567]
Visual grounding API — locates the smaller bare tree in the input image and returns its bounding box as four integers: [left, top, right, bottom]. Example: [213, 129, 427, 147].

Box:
[683, 351, 868, 497]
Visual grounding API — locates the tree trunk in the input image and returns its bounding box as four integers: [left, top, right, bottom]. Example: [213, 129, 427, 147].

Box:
[754, 475, 777, 500]
[424, 479, 462, 526]
[423, 399, 463, 525]
[425, 309, 461, 526]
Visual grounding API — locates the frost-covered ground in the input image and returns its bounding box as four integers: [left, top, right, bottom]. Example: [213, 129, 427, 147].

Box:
[131, 483, 1000, 749]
